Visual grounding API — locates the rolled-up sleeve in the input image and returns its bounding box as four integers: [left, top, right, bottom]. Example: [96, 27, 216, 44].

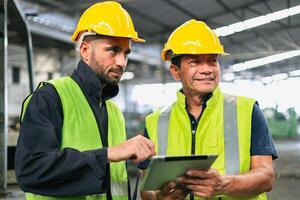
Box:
[251, 103, 278, 160]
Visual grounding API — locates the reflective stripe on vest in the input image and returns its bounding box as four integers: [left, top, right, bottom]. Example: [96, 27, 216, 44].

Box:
[223, 95, 239, 175]
[157, 95, 239, 175]
[157, 104, 173, 156]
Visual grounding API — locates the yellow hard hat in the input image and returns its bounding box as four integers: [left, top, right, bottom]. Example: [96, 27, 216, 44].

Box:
[71, 1, 145, 42]
[161, 19, 225, 61]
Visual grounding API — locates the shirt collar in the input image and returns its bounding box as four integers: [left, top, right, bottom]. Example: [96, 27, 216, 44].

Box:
[72, 60, 119, 101]
[176, 89, 213, 108]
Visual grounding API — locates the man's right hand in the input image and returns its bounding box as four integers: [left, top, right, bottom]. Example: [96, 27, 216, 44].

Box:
[157, 181, 189, 200]
[141, 181, 189, 200]
[107, 135, 156, 163]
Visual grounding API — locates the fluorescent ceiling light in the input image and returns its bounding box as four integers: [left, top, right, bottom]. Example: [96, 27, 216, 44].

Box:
[243, 15, 271, 29]
[267, 9, 289, 21]
[121, 72, 135, 81]
[228, 22, 244, 32]
[261, 76, 273, 84]
[289, 5, 300, 15]
[214, 5, 300, 37]
[231, 50, 300, 72]
[30, 16, 74, 33]
[223, 73, 235, 81]
[289, 69, 300, 76]
[272, 73, 288, 81]
[261, 73, 289, 84]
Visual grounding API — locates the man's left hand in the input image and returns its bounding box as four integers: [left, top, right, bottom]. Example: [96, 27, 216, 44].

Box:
[178, 168, 224, 199]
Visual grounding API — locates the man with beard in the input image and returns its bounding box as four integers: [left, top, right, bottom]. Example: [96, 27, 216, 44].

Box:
[15, 2, 155, 200]
[140, 19, 277, 200]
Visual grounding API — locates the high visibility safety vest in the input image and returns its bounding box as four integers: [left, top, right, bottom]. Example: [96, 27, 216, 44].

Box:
[22, 77, 128, 200]
[145, 87, 267, 200]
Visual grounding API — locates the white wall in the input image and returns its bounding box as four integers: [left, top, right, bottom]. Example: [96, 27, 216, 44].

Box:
[7, 44, 76, 121]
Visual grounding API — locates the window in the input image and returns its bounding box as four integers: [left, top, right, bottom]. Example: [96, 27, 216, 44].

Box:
[12, 66, 20, 84]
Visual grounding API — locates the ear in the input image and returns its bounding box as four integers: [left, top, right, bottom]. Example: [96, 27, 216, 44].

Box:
[169, 63, 181, 81]
[79, 41, 92, 63]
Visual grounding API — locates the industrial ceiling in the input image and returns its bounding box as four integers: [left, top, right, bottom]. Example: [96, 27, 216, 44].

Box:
[9, 0, 300, 83]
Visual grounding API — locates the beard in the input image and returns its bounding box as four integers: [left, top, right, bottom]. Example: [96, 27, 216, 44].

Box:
[89, 51, 123, 85]
[97, 72, 119, 85]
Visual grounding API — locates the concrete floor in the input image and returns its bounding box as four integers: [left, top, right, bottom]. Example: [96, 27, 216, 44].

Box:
[1, 138, 300, 200]
[267, 138, 300, 200]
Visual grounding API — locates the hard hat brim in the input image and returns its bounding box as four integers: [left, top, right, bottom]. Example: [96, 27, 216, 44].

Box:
[71, 30, 146, 43]
[132, 37, 146, 43]
[161, 50, 230, 61]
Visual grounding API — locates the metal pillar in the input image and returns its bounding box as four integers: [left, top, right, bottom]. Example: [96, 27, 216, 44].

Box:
[8, 0, 35, 92]
[25, 24, 34, 93]
[0, 0, 7, 193]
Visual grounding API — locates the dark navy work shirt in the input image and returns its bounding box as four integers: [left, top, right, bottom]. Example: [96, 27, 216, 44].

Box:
[139, 93, 277, 169]
[15, 60, 121, 198]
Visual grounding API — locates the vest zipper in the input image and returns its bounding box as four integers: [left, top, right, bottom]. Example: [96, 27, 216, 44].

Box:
[191, 129, 196, 155]
[190, 129, 196, 200]
[190, 107, 204, 200]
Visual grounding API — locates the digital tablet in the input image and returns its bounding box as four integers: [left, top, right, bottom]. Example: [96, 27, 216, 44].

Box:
[141, 155, 218, 191]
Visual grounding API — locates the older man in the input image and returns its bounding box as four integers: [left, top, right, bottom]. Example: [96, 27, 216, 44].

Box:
[141, 19, 277, 200]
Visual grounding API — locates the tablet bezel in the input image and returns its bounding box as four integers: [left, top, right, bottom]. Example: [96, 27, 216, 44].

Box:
[141, 155, 218, 191]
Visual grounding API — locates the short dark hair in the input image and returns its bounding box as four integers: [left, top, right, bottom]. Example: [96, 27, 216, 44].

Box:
[83, 34, 102, 42]
[170, 53, 187, 68]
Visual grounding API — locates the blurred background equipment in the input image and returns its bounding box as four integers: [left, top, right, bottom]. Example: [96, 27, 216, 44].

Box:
[1, 0, 300, 199]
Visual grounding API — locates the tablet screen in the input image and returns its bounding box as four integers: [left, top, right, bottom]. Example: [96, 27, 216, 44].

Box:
[141, 155, 218, 191]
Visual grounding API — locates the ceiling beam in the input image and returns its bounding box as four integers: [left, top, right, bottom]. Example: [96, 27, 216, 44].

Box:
[215, 0, 245, 20]
[163, 0, 224, 27]
[28, 22, 73, 44]
[246, 3, 299, 49]
[216, 0, 279, 52]
[153, 0, 273, 37]
[202, 0, 272, 22]
[163, 0, 199, 19]
[281, 32, 300, 49]
[287, 0, 291, 26]
[258, 38, 274, 51]
[226, 24, 300, 53]
[256, 23, 300, 32]
[122, 4, 172, 31]
[25, 0, 67, 10]
[49, 0, 137, 13]
[246, 6, 287, 28]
